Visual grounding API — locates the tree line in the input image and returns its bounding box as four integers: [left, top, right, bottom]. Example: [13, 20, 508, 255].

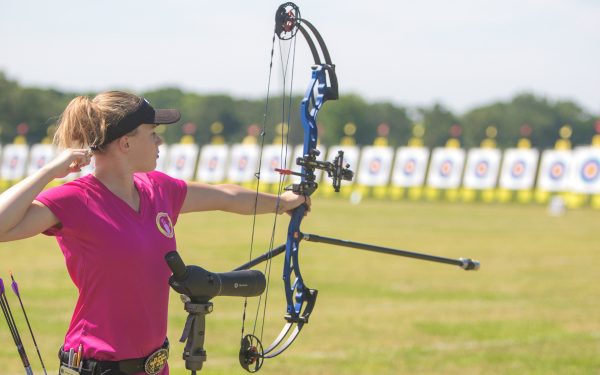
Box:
[0, 71, 597, 149]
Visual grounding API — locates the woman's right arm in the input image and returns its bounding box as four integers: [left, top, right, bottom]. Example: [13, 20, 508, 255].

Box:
[0, 148, 91, 242]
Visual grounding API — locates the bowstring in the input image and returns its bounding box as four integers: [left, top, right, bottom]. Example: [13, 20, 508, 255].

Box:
[240, 31, 276, 344]
[241, 27, 298, 348]
[256, 31, 298, 346]
[255, 32, 296, 342]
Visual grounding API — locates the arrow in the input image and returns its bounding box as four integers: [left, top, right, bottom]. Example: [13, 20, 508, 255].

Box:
[1, 276, 34, 375]
[10, 271, 47, 375]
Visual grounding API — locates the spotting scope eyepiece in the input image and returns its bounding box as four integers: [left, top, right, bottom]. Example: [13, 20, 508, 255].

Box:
[165, 251, 266, 303]
[165, 251, 189, 280]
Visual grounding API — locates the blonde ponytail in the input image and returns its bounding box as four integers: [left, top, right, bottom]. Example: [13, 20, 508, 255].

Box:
[53, 91, 140, 152]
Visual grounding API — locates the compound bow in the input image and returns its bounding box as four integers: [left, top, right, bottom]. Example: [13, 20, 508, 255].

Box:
[233, 2, 479, 372]
[236, 3, 352, 372]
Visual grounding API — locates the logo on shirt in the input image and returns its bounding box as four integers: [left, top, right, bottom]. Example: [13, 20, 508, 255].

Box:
[156, 213, 174, 238]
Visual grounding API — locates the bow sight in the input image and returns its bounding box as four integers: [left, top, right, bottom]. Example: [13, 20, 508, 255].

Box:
[276, 149, 354, 195]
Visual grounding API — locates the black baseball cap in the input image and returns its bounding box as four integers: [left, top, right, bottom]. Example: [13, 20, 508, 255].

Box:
[93, 97, 181, 148]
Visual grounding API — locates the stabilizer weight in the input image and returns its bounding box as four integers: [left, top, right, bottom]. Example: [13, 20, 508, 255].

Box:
[458, 258, 480, 271]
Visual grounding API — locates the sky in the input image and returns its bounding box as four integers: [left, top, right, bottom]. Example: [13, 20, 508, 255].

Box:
[0, 0, 598, 115]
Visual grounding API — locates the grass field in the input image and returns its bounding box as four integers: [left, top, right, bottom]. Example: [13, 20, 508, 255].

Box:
[1, 197, 599, 375]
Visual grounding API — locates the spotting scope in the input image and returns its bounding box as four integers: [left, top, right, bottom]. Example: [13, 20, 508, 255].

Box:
[165, 251, 265, 303]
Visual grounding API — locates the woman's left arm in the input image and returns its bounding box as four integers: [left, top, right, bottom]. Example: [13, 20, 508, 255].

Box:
[180, 182, 311, 216]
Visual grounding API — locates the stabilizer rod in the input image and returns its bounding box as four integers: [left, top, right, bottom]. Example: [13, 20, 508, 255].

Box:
[302, 234, 480, 270]
[233, 235, 480, 271]
[233, 244, 287, 272]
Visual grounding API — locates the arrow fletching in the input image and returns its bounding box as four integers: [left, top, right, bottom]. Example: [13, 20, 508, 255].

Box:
[0, 277, 4, 295]
[9, 270, 19, 297]
[11, 280, 19, 297]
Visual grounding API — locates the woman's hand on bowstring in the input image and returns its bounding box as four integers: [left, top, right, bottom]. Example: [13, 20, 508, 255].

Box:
[279, 191, 312, 217]
[46, 148, 93, 179]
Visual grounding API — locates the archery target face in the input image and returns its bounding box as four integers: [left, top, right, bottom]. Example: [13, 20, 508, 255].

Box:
[426, 147, 466, 189]
[462, 148, 501, 190]
[549, 162, 565, 180]
[356, 146, 393, 186]
[475, 160, 489, 178]
[165, 144, 199, 180]
[176, 155, 186, 170]
[511, 160, 526, 178]
[36, 156, 47, 169]
[197, 144, 229, 183]
[536, 149, 572, 192]
[439, 159, 453, 177]
[259, 144, 292, 184]
[1, 144, 29, 180]
[498, 148, 539, 190]
[269, 156, 281, 171]
[581, 159, 599, 182]
[208, 156, 219, 171]
[392, 147, 430, 187]
[369, 158, 382, 174]
[568, 147, 600, 193]
[9, 156, 18, 169]
[238, 155, 249, 170]
[403, 158, 417, 175]
[227, 144, 260, 183]
[27, 144, 56, 176]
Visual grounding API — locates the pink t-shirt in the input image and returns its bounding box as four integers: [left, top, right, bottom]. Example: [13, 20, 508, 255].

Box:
[36, 171, 187, 370]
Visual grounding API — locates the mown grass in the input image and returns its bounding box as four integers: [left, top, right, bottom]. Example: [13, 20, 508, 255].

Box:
[1, 197, 599, 374]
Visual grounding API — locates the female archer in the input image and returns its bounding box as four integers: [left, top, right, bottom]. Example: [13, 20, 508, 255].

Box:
[0, 90, 310, 375]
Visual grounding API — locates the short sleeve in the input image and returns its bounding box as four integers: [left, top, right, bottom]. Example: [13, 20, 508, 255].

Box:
[35, 183, 89, 237]
[146, 171, 188, 224]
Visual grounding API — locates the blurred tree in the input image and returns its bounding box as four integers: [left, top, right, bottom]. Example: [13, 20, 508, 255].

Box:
[461, 94, 595, 149]
[418, 103, 462, 147]
[0, 72, 597, 149]
[0, 72, 73, 144]
[318, 94, 412, 147]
